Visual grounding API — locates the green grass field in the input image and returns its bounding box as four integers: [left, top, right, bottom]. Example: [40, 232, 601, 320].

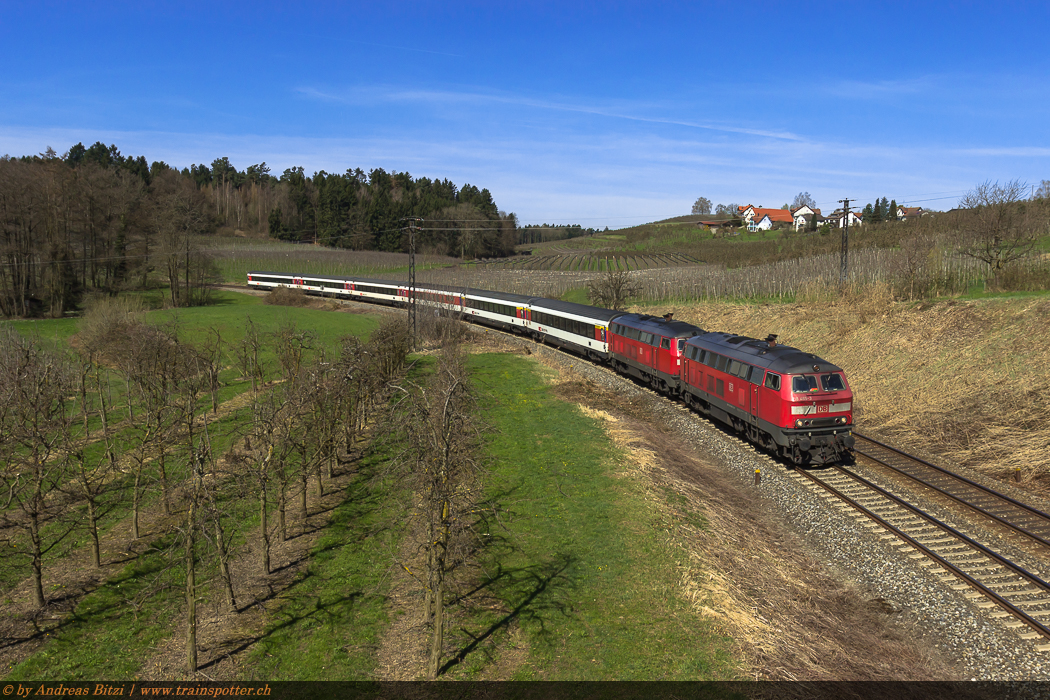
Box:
[442, 354, 736, 679]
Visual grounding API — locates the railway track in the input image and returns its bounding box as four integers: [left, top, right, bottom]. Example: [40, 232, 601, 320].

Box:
[854, 433, 1050, 548]
[789, 463, 1050, 650]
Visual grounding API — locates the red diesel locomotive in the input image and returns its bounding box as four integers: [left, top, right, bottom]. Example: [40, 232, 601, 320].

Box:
[607, 314, 703, 394]
[679, 332, 855, 465]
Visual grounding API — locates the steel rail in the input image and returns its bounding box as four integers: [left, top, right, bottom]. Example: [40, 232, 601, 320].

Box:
[853, 432, 1050, 547]
[801, 464, 1050, 641]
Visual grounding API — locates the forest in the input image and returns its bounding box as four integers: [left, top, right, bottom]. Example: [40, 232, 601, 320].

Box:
[0, 142, 517, 317]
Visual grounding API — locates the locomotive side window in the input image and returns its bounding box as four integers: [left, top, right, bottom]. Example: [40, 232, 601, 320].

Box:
[677, 338, 685, 353]
[749, 367, 763, 384]
[821, 373, 846, 391]
[764, 372, 781, 391]
[661, 337, 670, 350]
[715, 355, 727, 372]
[704, 352, 718, 368]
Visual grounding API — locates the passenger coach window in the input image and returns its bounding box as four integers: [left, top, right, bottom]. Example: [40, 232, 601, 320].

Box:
[764, 373, 781, 391]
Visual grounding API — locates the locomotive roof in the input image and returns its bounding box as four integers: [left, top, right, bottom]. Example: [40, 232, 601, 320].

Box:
[686, 332, 843, 374]
[528, 298, 625, 322]
[614, 313, 704, 338]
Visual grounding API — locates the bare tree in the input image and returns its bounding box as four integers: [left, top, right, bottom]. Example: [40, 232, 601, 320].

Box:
[691, 196, 712, 215]
[0, 329, 78, 607]
[792, 192, 817, 209]
[398, 342, 485, 678]
[955, 180, 1044, 277]
[152, 170, 216, 307]
[587, 268, 641, 311]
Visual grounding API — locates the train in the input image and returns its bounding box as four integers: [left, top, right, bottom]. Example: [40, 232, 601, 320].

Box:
[247, 271, 856, 466]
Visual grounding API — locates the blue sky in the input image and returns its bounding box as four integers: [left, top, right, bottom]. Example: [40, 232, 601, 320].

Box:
[2, 1, 1048, 226]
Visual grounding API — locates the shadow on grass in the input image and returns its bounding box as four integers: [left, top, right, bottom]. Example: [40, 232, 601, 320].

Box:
[200, 590, 365, 671]
[441, 552, 577, 675]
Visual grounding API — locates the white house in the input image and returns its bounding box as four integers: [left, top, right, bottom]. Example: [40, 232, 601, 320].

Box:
[896, 206, 924, 221]
[826, 211, 863, 228]
[791, 205, 822, 231]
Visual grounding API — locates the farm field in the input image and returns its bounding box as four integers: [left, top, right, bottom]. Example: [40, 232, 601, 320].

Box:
[0, 293, 740, 681]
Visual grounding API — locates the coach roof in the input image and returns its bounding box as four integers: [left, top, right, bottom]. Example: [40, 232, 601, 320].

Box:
[528, 298, 625, 323]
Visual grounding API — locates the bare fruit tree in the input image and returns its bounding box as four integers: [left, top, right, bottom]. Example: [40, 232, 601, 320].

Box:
[956, 180, 1044, 277]
[398, 341, 485, 678]
[587, 268, 641, 311]
[0, 329, 78, 608]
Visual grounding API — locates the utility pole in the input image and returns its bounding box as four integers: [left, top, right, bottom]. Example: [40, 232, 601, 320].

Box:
[402, 217, 422, 344]
[839, 198, 852, 286]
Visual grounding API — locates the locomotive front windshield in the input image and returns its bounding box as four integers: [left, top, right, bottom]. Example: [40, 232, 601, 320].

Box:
[791, 373, 847, 393]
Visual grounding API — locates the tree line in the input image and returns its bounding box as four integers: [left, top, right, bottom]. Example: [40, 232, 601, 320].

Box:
[0, 142, 516, 318]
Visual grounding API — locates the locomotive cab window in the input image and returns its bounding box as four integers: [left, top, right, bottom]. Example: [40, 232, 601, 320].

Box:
[661, 337, 671, 350]
[792, 375, 818, 393]
[764, 372, 781, 391]
[821, 373, 847, 391]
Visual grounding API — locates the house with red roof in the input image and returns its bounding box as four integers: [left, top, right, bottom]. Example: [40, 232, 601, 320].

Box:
[743, 207, 794, 232]
[896, 206, 924, 221]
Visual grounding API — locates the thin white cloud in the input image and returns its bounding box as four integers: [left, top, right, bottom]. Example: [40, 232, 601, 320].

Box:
[821, 77, 933, 99]
[295, 85, 806, 141]
[951, 147, 1050, 157]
